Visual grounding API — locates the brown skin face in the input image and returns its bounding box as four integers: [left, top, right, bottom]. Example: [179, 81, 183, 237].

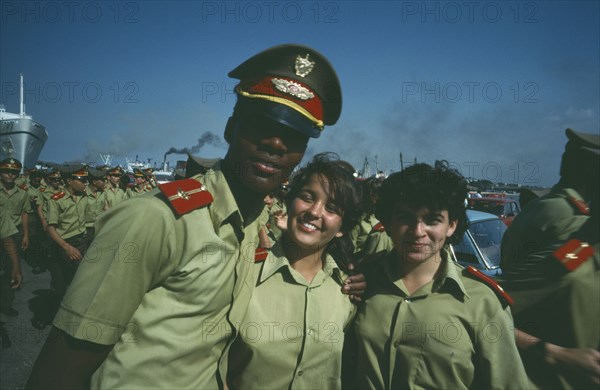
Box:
[224, 114, 308, 196]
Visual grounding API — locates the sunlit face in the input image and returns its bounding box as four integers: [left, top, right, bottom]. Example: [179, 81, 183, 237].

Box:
[286, 174, 344, 254]
[48, 178, 61, 190]
[107, 173, 121, 186]
[1, 171, 18, 186]
[225, 115, 308, 195]
[68, 177, 87, 195]
[388, 204, 457, 264]
[135, 176, 146, 187]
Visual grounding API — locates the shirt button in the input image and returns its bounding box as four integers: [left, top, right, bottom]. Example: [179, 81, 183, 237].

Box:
[393, 340, 401, 348]
[307, 329, 314, 335]
[405, 297, 411, 303]
[297, 370, 304, 376]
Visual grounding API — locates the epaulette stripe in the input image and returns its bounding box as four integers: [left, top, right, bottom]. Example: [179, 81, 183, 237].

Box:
[255, 247, 269, 263]
[553, 239, 594, 271]
[166, 186, 207, 201]
[371, 222, 385, 233]
[465, 266, 514, 306]
[158, 178, 213, 216]
[567, 196, 590, 215]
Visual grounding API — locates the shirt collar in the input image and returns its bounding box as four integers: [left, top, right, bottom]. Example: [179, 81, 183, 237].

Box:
[382, 248, 469, 300]
[198, 160, 243, 231]
[259, 240, 344, 287]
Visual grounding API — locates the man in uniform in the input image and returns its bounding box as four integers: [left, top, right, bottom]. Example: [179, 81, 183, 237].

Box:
[27, 44, 358, 389]
[103, 165, 127, 209]
[0, 158, 30, 317]
[127, 168, 149, 197]
[26, 169, 47, 274]
[85, 167, 107, 237]
[143, 167, 157, 188]
[500, 128, 600, 388]
[44, 165, 91, 299]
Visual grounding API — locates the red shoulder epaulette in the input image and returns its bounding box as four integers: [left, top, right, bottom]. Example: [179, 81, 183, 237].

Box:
[39, 187, 46, 193]
[567, 196, 590, 215]
[159, 178, 213, 216]
[255, 247, 269, 263]
[553, 239, 594, 272]
[51, 191, 66, 200]
[371, 222, 385, 233]
[465, 266, 514, 306]
[19, 184, 28, 190]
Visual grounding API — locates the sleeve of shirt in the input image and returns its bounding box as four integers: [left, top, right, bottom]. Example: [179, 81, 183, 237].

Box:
[472, 301, 530, 389]
[46, 199, 60, 226]
[53, 195, 181, 345]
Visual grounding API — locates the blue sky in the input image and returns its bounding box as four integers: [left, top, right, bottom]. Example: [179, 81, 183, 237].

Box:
[2, 0, 599, 187]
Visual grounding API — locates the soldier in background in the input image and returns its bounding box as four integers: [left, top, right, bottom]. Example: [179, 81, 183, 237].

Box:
[143, 167, 157, 188]
[85, 167, 107, 237]
[0, 158, 30, 317]
[501, 128, 600, 388]
[104, 166, 127, 209]
[127, 168, 149, 197]
[26, 169, 47, 274]
[45, 165, 91, 299]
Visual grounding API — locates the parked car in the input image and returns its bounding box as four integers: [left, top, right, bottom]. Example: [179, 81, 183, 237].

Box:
[467, 197, 521, 226]
[450, 210, 507, 277]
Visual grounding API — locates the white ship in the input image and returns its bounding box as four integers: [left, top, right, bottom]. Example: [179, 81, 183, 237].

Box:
[0, 74, 48, 170]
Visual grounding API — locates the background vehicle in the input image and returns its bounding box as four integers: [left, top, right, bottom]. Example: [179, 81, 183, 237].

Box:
[450, 210, 507, 277]
[467, 197, 521, 226]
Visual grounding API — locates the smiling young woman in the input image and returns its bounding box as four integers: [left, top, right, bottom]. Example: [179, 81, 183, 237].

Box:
[227, 153, 363, 390]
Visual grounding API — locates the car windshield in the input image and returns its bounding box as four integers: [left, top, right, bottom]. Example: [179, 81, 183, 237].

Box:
[454, 218, 507, 268]
[471, 202, 504, 216]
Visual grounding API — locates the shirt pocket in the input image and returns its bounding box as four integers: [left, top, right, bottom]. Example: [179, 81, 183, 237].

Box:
[413, 333, 475, 389]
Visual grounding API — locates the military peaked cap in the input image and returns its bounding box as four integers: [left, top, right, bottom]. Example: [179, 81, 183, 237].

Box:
[0, 158, 22, 172]
[229, 44, 342, 138]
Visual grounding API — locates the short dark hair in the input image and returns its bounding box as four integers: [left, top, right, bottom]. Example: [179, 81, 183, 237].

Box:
[375, 161, 467, 245]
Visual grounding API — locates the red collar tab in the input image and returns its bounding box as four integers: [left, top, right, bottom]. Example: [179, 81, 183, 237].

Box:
[465, 266, 514, 306]
[567, 196, 590, 215]
[51, 191, 66, 201]
[255, 247, 269, 263]
[371, 222, 385, 233]
[553, 239, 594, 272]
[159, 179, 213, 216]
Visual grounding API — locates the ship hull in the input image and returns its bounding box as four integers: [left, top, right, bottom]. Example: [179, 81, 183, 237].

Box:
[0, 117, 48, 169]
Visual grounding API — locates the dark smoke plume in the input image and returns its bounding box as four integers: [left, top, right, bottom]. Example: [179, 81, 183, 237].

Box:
[163, 131, 224, 163]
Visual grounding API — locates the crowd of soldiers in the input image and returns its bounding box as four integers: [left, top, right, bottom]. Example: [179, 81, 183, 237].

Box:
[0, 43, 597, 389]
[0, 159, 159, 336]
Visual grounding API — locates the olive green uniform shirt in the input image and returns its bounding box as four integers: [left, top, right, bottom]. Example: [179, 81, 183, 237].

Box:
[501, 187, 588, 274]
[228, 240, 356, 389]
[40, 186, 62, 220]
[104, 185, 127, 208]
[500, 187, 598, 389]
[47, 191, 88, 239]
[85, 187, 106, 228]
[350, 214, 380, 254]
[53, 161, 267, 389]
[0, 182, 31, 227]
[0, 208, 18, 239]
[127, 186, 149, 198]
[353, 250, 529, 389]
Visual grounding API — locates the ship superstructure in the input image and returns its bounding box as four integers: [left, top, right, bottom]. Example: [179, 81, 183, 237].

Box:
[0, 74, 48, 170]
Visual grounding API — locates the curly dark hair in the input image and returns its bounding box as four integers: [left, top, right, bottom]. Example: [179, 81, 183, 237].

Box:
[284, 152, 363, 269]
[375, 161, 467, 245]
